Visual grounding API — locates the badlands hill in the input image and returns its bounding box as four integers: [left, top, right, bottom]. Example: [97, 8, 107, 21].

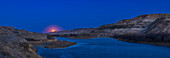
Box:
[48, 14, 170, 46]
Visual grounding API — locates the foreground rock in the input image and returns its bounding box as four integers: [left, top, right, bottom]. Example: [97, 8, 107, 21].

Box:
[0, 26, 76, 58]
[0, 33, 41, 58]
[47, 14, 170, 47]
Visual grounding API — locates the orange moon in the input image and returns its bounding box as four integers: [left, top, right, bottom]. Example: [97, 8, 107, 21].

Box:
[51, 30, 56, 32]
[43, 25, 63, 33]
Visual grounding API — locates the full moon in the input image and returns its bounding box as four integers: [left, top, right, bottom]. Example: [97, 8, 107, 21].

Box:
[51, 30, 56, 32]
[43, 25, 63, 33]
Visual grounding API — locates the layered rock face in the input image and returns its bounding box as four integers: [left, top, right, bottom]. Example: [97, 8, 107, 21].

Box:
[98, 14, 170, 34]
[97, 14, 170, 42]
[48, 14, 170, 46]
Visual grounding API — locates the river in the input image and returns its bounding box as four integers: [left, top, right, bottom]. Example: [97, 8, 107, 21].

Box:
[36, 37, 170, 58]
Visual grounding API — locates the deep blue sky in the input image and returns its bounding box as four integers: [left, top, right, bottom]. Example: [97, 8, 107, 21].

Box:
[0, 0, 170, 33]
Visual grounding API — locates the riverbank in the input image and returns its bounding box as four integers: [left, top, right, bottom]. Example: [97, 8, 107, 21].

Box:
[115, 38, 170, 47]
[47, 14, 170, 47]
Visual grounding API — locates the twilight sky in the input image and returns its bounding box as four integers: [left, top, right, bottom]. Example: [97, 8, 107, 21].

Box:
[0, 0, 170, 33]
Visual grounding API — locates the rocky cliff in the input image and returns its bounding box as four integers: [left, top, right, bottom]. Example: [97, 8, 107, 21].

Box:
[0, 26, 44, 58]
[0, 26, 77, 58]
[47, 14, 170, 46]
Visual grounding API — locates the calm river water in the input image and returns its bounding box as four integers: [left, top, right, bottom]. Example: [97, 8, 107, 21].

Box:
[36, 37, 170, 58]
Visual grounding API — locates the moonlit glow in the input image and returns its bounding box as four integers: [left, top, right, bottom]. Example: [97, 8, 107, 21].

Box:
[43, 25, 63, 33]
[51, 30, 56, 32]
